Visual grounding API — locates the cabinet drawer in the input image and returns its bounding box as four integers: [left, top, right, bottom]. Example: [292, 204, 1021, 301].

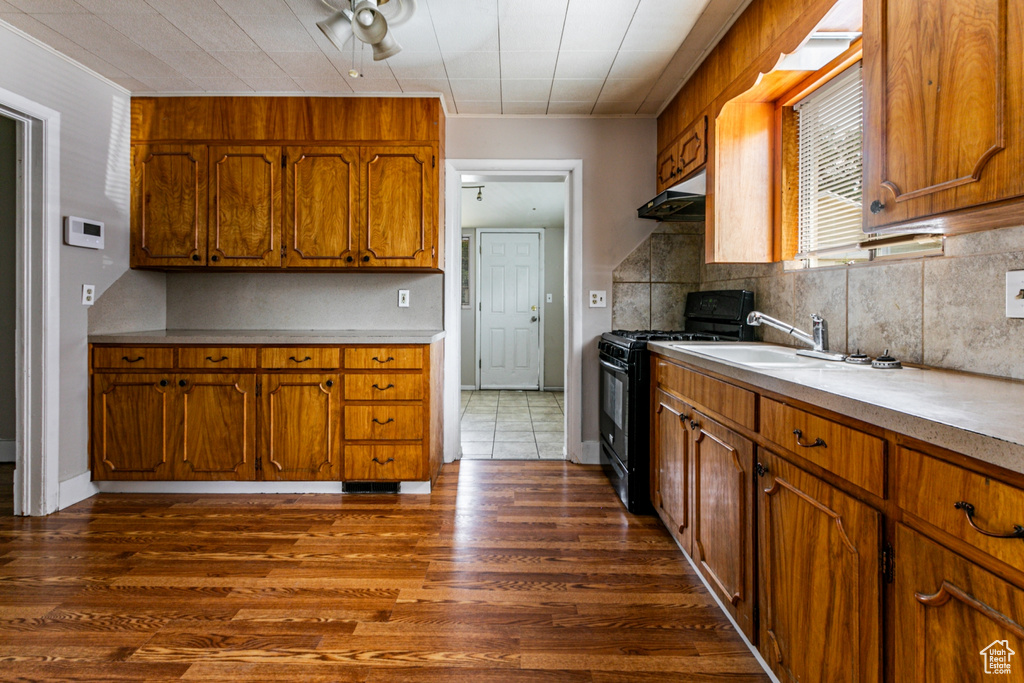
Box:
[760, 398, 885, 497]
[260, 347, 340, 369]
[654, 357, 755, 430]
[896, 447, 1024, 573]
[344, 346, 423, 370]
[345, 374, 423, 401]
[344, 405, 423, 440]
[93, 346, 174, 369]
[344, 444, 424, 481]
[178, 347, 256, 369]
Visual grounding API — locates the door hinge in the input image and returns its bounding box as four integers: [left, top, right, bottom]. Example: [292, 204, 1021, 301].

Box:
[256, 382, 261, 397]
[255, 455, 262, 471]
[881, 543, 894, 584]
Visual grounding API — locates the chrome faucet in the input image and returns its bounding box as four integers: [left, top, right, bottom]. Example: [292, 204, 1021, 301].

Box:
[746, 311, 846, 361]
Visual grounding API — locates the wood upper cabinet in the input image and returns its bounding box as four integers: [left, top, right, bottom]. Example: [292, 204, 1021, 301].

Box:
[284, 146, 359, 268]
[361, 145, 437, 268]
[131, 145, 206, 267]
[91, 373, 177, 480]
[691, 410, 756, 641]
[259, 373, 341, 481]
[892, 524, 1024, 682]
[656, 115, 708, 194]
[863, 0, 1024, 232]
[652, 388, 692, 553]
[175, 374, 256, 481]
[757, 450, 882, 683]
[209, 146, 282, 268]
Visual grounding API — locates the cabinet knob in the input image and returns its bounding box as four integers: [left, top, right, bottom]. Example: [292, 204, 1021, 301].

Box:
[346, 256, 354, 263]
[325, 379, 334, 387]
[755, 462, 768, 478]
[869, 200, 885, 214]
[689, 419, 699, 431]
[211, 254, 220, 262]
[178, 379, 188, 387]
[191, 254, 200, 262]
[159, 379, 168, 387]
[362, 255, 370, 262]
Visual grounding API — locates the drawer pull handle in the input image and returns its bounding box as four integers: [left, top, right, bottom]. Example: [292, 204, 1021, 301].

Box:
[372, 356, 395, 364]
[954, 501, 1024, 540]
[373, 383, 395, 391]
[122, 356, 144, 363]
[372, 457, 395, 465]
[206, 356, 228, 363]
[290, 356, 312, 363]
[372, 417, 395, 425]
[792, 429, 826, 448]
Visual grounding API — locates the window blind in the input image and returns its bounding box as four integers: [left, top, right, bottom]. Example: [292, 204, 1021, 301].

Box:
[796, 64, 863, 258]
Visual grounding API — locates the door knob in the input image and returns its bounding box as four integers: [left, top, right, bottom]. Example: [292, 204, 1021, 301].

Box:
[531, 316, 538, 322]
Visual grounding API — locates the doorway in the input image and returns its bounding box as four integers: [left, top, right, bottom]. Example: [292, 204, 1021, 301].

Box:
[0, 114, 15, 515]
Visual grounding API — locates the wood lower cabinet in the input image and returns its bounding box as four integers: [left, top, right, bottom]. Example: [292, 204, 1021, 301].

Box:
[757, 449, 882, 683]
[691, 411, 756, 641]
[652, 388, 692, 553]
[91, 374, 177, 480]
[259, 373, 341, 481]
[176, 374, 256, 480]
[892, 524, 1024, 682]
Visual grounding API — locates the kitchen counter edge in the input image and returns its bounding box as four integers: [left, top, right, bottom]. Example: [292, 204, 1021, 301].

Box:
[89, 329, 447, 345]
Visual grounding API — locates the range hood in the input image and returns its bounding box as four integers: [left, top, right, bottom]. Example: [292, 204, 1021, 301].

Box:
[637, 171, 706, 222]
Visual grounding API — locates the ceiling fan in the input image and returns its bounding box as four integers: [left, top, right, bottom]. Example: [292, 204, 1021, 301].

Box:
[317, 0, 418, 61]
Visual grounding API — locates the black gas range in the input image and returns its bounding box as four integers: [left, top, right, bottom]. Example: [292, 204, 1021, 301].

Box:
[597, 290, 755, 513]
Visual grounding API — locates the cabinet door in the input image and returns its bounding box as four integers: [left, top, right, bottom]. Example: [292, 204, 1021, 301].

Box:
[864, 0, 1024, 230]
[91, 373, 177, 480]
[656, 144, 679, 192]
[893, 524, 1024, 682]
[691, 411, 756, 640]
[131, 145, 206, 267]
[284, 146, 359, 268]
[209, 146, 282, 267]
[757, 450, 882, 683]
[677, 115, 707, 179]
[360, 145, 437, 268]
[259, 374, 341, 481]
[652, 388, 692, 553]
[175, 374, 256, 481]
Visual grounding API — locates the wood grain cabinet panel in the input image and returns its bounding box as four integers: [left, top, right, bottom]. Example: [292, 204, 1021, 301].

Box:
[652, 388, 693, 554]
[130, 144, 206, 267]
[260, 347, 340, 370]
[691, 411, 756, 641]
[344, 373, 424, 401]
[91, 374, 177, 480]
[177, 346, 256, 369]
[344, 405, 424, 441]
[344, 445, 424, 481]
[654, 358, 755, 430]
[757, 450, 882, 683]
[892, 524, 1024, 682]
[175, 374, 256, 480]
[259, 374, 341, 481]
[93, 346, 174, 370]
[361, 145, 436, 268]
[209, 146, 282, 268]
[284, 146, 359, 268]
[344, 346, 423, 370]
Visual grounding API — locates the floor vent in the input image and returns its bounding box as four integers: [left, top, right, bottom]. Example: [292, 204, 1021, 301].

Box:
[342, 482, 400, 494]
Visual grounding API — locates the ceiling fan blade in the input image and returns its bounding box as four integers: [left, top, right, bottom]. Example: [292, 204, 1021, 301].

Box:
[377, 0, 416, 27]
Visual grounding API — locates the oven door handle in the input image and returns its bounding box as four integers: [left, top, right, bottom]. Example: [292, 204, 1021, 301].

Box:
[599, 358, 627, 374]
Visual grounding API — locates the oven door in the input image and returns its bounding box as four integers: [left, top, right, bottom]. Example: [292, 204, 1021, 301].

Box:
[598, 352, 630, 466]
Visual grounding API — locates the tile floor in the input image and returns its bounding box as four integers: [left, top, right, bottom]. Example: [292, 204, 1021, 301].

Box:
[459, 390, 565, 460]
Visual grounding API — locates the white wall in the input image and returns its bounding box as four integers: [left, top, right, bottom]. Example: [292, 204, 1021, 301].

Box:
[447, 117, 656, 444]
[0, 115, 14, 446]
[0, 23, 149, 484]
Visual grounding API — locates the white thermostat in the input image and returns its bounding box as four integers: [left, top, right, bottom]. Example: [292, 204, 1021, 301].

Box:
[64, 216, 104, 249]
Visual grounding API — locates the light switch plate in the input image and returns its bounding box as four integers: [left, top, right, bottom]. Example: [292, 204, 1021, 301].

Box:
[1007, 271, 1024, 318]
[82, 284, 95, 306]
[589, 290, 606, 308]
[398, 289, 410, 308]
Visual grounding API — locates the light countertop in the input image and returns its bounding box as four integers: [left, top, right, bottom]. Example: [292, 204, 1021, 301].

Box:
[89, 329, 446, 345]
[649, 341, 1024, 476]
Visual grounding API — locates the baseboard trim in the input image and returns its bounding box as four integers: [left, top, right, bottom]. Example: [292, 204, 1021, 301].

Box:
[59, 471, 100, 510]
[460, 384, 476, 391]
[0, 440, 14, 463]
[575, 440, 601, 465]
[95, 480, 431, 494]
[543, 386, 565, 392]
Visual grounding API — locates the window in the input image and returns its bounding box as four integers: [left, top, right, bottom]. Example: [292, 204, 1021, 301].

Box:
[792, 63, 941, 267]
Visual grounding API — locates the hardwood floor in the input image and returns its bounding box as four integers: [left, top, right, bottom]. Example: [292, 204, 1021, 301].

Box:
[0, 460, 768, 681]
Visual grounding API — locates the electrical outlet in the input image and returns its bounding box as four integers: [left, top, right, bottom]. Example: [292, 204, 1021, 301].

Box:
[82, 284, 96, 306]
[589, 290, 606, 308]
[546, 293, 553, 303]
[1007, 271, 1024, 318]
[398, 289, 410, 308]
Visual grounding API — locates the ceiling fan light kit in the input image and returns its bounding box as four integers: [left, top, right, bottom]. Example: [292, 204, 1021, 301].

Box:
[317, 0, 415, 62]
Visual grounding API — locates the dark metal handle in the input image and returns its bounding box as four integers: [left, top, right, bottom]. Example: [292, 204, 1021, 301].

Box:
[954, 501, 1024, 540]
[372, 457, 395, 465]
[362, 255, 370, 262]
[122, 356, 144, 363]
[870, 200, 885, 214]
[346, 256, 354, 263]
[530, 316, 538, 322]
[178, 379, 188, 387]
[793, 429, 826, 448]
[191, 254, 200, 261]
[372, 417, 395, 425]
[211, 254, 220, 262]
[289, 356, 312, 363]
[372, 356, 394, 364]
[678, 412, 689, 423]
[689, 419, 699, 431]
[325, 380, 334, 388]
[159, 379, 168, 387]
[373, 383, 395, 391]
[206, 356, 228, 363]
[755, 462, 768, 478]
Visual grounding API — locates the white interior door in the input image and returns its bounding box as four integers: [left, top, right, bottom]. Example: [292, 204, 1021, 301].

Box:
[479, 231, 541, 389]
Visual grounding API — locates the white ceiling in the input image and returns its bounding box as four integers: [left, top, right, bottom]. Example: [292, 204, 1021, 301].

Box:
[461, 179, 565, 230]
[0, 0, 752, 116]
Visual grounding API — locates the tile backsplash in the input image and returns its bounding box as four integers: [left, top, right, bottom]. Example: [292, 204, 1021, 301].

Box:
[613, 223, 1024, 380]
